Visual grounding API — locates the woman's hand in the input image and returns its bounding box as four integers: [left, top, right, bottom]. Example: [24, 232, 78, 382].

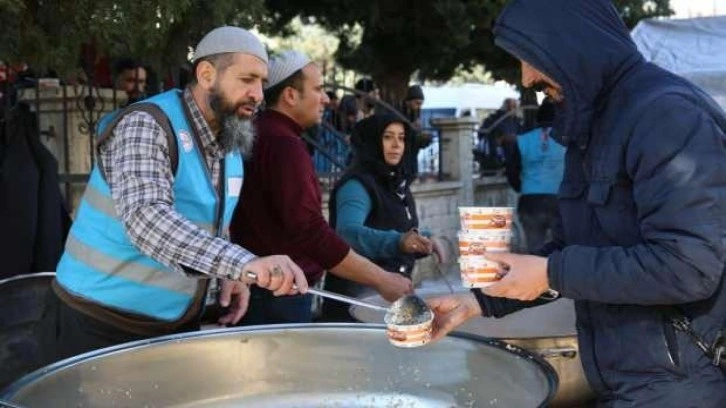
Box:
[399, 229, 433, 255]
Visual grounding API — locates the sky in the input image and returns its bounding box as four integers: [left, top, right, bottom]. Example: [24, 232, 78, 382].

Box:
[671, 0, 726, 18]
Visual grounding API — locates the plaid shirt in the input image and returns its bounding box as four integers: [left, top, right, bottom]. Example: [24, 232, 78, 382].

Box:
[98, 88, 256, 280]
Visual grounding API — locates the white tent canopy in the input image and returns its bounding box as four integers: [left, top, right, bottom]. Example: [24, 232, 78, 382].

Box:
[631, 15, 726, 108]
[421, 82, 520, 114]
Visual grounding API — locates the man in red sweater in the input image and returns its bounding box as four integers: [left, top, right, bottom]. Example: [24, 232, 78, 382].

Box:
[230, 50, 412, 324]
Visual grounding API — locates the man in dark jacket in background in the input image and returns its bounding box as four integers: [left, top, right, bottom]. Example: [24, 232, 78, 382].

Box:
[114, 58, 148, 106]
[427, 0, 726, 406]
[478, 97, 520, 142]
[474, 98, 521, 175]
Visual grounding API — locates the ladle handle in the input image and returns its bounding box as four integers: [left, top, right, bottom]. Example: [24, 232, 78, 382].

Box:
[243, 271, 390, 313]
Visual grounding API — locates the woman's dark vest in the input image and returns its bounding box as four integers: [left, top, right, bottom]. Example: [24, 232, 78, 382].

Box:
[322, 170, 419, 321]
[329, 171, 418, 276]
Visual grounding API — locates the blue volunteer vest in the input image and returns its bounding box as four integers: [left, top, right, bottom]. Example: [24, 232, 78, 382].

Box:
[517, 127, 566, 195]
[55, 90, 243, 321]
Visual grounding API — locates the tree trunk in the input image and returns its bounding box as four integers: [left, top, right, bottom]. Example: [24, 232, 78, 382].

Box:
[372, 69, 412, 107]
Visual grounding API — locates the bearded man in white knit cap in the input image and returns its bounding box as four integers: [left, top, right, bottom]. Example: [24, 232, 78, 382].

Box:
[39, 27, 309, 365]
[230, 50, 412, 325]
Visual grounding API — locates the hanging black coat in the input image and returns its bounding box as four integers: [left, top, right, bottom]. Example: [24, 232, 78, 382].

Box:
[0, 103, 70, 279]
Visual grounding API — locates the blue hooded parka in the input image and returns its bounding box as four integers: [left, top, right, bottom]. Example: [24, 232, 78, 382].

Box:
[478, 0, 726, 406]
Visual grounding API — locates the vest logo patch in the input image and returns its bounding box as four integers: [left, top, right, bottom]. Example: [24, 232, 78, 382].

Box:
[228, 177, 243, 197]
[179, 131, 193, 152]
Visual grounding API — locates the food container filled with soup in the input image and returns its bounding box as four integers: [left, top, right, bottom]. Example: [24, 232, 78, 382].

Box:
[384, 295, 434, 348]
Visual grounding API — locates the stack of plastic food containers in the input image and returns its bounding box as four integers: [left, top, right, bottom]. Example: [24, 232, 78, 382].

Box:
[457, 207, 513, 288]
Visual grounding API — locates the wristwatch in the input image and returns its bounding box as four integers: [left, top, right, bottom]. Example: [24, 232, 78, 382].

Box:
[539, 288, 560, 301]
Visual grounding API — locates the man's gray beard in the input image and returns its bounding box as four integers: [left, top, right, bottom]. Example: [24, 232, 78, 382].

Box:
[218, 115, 255, 158]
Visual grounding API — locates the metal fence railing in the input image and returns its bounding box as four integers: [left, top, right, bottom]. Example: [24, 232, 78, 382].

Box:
[2, 68, 449, 207]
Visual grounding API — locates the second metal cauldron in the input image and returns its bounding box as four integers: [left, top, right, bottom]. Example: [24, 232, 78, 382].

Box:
[2, 324, 557, 407]
[0, 272, 55, 390]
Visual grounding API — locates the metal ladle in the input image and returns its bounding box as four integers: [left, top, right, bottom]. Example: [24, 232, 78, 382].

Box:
[385, 293, 433, 325]
[242, 271, 432, 324]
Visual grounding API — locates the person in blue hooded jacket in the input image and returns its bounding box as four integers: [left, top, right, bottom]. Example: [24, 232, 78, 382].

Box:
[426, 0, 726, 406]
[503, 97, 565, 253]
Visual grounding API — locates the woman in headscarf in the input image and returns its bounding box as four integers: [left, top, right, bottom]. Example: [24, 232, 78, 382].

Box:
[321, 113, 444, 321]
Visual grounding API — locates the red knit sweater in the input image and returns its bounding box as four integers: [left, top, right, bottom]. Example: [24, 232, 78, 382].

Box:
[230, 110, 350, 283]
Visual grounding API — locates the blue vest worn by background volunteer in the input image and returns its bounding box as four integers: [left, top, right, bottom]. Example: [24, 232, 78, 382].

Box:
[55, 90, 243, 321]
[517, 127, 565, 195]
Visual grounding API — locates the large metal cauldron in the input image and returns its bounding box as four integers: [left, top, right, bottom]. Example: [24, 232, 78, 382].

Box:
[2, 324, 557, 407]
[350, 283, 596, 407]
[0, 272, 55, 390]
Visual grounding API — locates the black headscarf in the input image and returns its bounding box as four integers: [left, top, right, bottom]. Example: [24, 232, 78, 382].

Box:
[348, 114, 416, 190]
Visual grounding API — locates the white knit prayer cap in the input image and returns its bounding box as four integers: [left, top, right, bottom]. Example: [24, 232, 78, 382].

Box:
[265, 50, 312, 90]
[193, 26, 268, 64]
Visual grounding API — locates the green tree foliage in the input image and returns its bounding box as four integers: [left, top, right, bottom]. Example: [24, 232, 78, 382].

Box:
[264, 0, 672, 103]
[0, 0, 266, 78]
[1, 0, 673, 94]
[265, 0, 509, 103]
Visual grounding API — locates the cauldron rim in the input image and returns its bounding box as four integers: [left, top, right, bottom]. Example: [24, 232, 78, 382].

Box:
[2, 323, 558, 407]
